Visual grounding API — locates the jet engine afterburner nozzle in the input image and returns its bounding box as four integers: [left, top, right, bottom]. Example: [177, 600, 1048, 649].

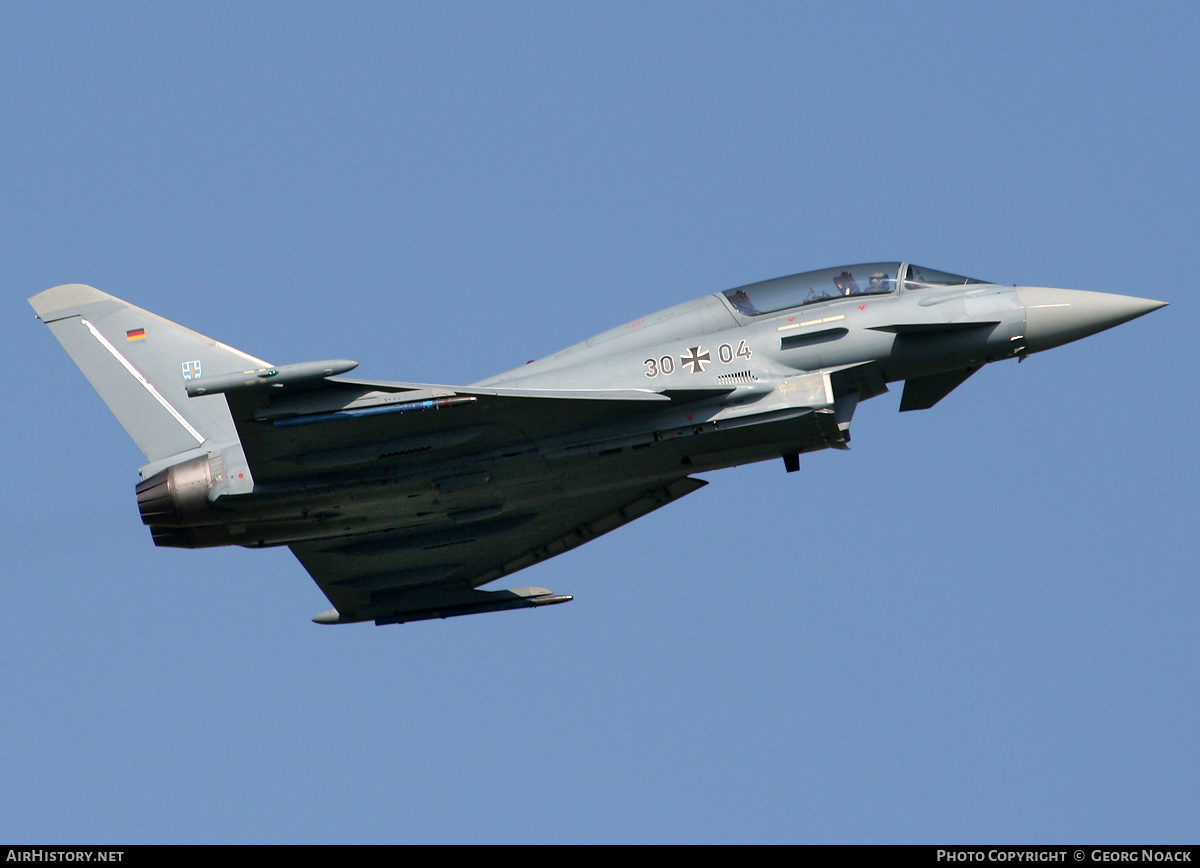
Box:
[136, 455, 236, 548]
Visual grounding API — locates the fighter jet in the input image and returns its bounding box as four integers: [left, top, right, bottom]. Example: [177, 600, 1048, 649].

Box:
[29, 263, 1165, 626]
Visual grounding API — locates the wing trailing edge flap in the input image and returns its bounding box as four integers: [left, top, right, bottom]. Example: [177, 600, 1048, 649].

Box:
[292, 476, 708, 625]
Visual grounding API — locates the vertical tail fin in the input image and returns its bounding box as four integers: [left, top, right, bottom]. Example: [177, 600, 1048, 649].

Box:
[29, 284, 270, 463]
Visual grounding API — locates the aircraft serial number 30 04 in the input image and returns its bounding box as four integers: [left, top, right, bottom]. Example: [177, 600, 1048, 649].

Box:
[30, 263, 1166, 626]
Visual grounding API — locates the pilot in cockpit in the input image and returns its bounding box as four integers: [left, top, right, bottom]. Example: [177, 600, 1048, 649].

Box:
[834, 271, 860, 296]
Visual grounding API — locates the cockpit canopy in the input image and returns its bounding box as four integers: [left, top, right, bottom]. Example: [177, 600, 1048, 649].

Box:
[723, 262, 989, 317]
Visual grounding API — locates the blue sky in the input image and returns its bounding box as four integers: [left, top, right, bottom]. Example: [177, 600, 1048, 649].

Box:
[2, 2, 1196, 843]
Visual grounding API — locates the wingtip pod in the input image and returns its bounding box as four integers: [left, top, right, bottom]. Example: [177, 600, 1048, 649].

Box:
[372, 587, 573, 626]
[312, 588, 573, 626]
[528, 594, 574, 607]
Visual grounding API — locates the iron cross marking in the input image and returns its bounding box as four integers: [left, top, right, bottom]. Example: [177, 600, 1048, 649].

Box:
[681, 346, 711, 374]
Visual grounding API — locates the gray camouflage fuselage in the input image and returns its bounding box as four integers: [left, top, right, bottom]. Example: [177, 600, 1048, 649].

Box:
[30, 262, 1166, 625]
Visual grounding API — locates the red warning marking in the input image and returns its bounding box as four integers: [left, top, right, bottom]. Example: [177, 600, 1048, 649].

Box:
[858, 305, 866, 310]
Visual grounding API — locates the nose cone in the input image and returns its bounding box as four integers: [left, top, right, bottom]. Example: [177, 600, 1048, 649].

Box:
[1017, 286, 1167, 354]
